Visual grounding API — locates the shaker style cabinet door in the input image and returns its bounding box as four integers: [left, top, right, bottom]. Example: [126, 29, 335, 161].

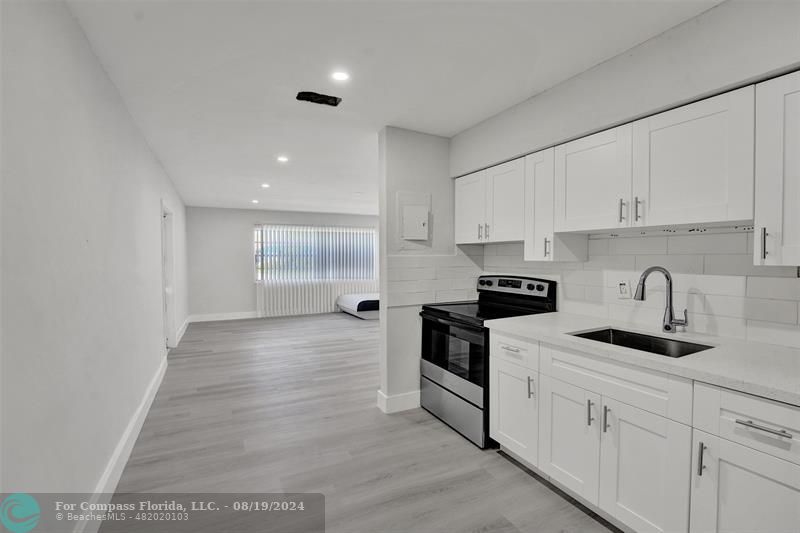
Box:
[754, 70, 800, 266]
[539, 374, 602, 505]
[489, 358, 538, 466]
[554, 125, 633, 232]
[690, 430, 800, 533]
[598, 398, 691, 533]
[631, 86, 755, 227]
[485, 158, 525, 243]
[454, 171, 487, 244]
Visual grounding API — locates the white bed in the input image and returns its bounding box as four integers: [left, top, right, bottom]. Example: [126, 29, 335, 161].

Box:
[336, 292, 380, 320]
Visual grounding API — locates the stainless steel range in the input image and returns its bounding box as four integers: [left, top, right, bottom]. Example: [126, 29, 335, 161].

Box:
[419, 275, 557, 448]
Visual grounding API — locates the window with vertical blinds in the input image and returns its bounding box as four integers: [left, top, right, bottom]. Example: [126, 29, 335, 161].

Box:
[254, 224, 377, 283]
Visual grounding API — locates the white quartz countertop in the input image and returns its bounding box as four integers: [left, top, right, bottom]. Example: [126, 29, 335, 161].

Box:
[485, 312, 800, 407]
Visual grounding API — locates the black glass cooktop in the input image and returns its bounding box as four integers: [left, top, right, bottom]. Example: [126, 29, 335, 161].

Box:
[422, 301, 551, 325]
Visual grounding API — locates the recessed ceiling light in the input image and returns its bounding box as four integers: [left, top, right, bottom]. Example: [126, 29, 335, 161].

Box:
[331, 71, 350, 82]
[252, 199, 259, 204]
[276, 155, 289, 163]
[261, 183, 270, 188]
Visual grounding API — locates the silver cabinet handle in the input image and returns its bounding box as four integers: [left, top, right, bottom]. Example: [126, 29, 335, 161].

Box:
[634, 196, 642, 222]
[587, 400, 595, 426]
[697, 441, 707, 476]
[485, 223, 490, 240]
[527, 376, 534, 399]
[543, 237, 550, 257]
[603, 405, 611, 432]
[735, 419, 793, 439]
[761, 227, 769, 260]
[500, 344, 520, 353]
[618, 198, 626, 223]
[478, 224, 482, 240]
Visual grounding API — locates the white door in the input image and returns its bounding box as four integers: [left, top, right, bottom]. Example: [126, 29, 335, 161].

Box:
[599, 398, 692, 533]
[554, 125, 633, 232]
[690, 429, 800, 533]
[540, 375, 602, 505]
[489, 358, 538, 466]
[524, 149, 554, 261]
[485, 158, 524, 243]
[161, 204, 177, 348]
[754, 71, 800, 266]
[454, 171, 487, 244]
[632, 86, 754, 227]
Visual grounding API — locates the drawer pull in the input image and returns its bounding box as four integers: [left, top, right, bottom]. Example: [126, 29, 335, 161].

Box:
[527, 376, 534, 399]
[603, 405, 611, 433]
[735, 419, 793, 439]
[500, 344, 521, 354]
[587, 400, 595, 426]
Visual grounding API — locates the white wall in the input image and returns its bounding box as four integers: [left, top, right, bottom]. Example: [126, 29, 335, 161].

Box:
[450, 0, 800, 176]
[484, 233, 800, 349]
[378, 127, 483, 412]
[1, 0, 188, 493]
[186, 206, 378, 320]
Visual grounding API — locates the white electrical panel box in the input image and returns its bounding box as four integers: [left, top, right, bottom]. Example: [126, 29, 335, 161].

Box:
[402, 205, 429, 240]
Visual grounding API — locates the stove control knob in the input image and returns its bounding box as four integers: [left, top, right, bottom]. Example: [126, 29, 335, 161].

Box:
[485, 280, 493, 286]
[478, 279, 486, 286]
[527, 283, 535, 291]
[536, 284, 545, 292]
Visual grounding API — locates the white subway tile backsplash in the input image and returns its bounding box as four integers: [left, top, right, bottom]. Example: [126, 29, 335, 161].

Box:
[667, 232, 748, 255]
[635, 254, 704, 274]
[588, 238, 610, 256]
[387, 267, 436, 281]
[704, 295, 798, 324]
[584, 255, 637, 271]
[704, 254, 798, 277]
[608, 236, 668, 255]
[746, 277, 800, 300]
[747, 320, 800, 349]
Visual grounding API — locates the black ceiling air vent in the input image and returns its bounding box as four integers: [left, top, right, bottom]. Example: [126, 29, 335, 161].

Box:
[296, 91, 342, 107]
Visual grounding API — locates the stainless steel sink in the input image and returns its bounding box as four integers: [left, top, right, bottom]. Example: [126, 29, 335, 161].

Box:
[571, 328, 712, 358]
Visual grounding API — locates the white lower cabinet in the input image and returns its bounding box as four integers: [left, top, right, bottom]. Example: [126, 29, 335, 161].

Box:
[539, 374, 691, 532]
[599, 398, 692, 533]
[690, 429, 800, 533]
[539, 374, 602, 505]
[489, 357, 538, 466]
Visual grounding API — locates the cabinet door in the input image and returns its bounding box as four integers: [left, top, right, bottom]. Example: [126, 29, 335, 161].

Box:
[555, 125, 632, 232]
[599, 398, 691, 533]
[486, 158, 524, 243]
[454, 171, 486, 244]
[632, 86, 754, 227]
[690, 429, 800, 533]
[524, 149, 554, 261]
[754, 71, 800, 266]
[489, 358, 538, 466]
[540, 375, 601, 505]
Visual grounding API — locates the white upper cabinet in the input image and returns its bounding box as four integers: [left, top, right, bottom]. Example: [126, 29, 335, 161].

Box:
[632, 86, 755, 227]
[754, 71, 800, 266]
[454, 159, 524, 244]
[599, 398, 691, 533]
[690, 430, 800, 533]
[524, 149, 587, 262]
[454, 170, 487, 244]
[555, 125, 633, 232]
[486, 158, 525, 243]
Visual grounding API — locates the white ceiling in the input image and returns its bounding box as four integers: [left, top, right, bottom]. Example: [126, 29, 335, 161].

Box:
[68, 0, 719, 216]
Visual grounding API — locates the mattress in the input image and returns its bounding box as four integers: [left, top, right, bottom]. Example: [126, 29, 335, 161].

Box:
[336, 292, 380, 320]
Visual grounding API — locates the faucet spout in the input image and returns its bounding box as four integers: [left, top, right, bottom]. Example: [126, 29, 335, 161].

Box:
[633, 266, 688, 333]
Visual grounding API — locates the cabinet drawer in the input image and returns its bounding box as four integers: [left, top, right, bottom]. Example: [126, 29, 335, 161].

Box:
[541, 344, 692, 424]
[490, 333, 539, 370]
[694, 382, 800, 466]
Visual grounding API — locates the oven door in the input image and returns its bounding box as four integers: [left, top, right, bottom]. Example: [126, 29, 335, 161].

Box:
[420, 312, 486, 407]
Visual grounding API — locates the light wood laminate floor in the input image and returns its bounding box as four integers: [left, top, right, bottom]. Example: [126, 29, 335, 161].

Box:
[117, 313, 612, 533]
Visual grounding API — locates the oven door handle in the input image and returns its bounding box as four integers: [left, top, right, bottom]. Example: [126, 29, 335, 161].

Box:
[421, 313, 483, 332]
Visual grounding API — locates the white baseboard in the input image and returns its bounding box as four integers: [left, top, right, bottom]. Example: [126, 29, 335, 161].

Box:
[76, 356, 168, 533]
[175, 317, 189, 345]
[376, 389, 420, 414]
[188, 311, 259, 323]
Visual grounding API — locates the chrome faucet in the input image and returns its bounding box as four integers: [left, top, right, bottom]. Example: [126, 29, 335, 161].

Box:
[633, 266, 688, 333]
